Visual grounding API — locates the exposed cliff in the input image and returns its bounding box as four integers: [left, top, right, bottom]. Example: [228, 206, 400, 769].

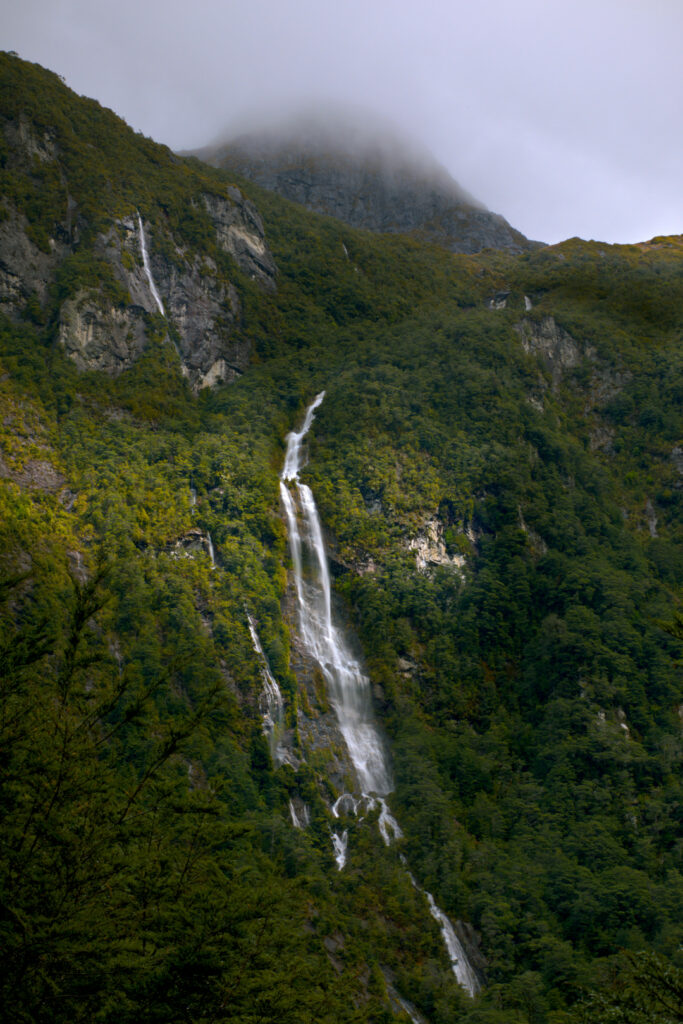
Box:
[0, 55, 277, 389]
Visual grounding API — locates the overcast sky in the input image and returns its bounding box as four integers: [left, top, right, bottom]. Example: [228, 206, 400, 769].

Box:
[5, 0, 682, 244]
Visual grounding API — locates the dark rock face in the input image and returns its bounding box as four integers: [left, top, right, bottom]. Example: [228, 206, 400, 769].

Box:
[195, 123, 540, 255]
[0, 206, 65, 312]
[202, 190, 278, 291]
[0, 113, 277, 390]
[57, 288, 149, 375]
[92, 213, 250, 389]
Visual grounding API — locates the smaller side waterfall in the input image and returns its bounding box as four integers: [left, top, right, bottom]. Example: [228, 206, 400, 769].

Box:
[401, 855, 480, 996]
[137, 212, 165, 316]
[376, 796, 403, 845]
[332, 831, 348, 871]
[247, 615, 285, 764]
[289, 800, 310, 829]
[206, 532, 216, 568]
[425, 892, 481, 995]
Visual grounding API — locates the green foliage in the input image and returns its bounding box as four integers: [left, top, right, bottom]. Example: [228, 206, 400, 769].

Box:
[572, 950, 683, 1024]
[1, 49, 682, 1023]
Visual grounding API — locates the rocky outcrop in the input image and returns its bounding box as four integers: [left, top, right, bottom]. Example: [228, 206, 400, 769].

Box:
[488, 290, 510, 310]
[0, 109, 274, 390]
[0, 205, 63, 313]
[2, 115, 57, 167]
[92, 214, 250, 389]
[0, 452, 65, 493]
[202, 190, 277, 291]
[409, 517, 467, 573]
[195, 117, 541, 255]
[514, 315, 582, 385]
[58, 288, 148, 374]
[167, 527, 215, 560]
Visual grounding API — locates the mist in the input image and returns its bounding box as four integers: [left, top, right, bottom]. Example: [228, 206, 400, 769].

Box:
[4, 0, 682, 244]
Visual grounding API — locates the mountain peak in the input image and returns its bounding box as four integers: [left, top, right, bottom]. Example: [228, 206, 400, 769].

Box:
[193, 105, 540, 254]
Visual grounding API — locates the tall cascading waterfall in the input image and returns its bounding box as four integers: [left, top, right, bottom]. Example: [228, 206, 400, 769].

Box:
[280, 392, 398, 808]
[279, 393, 480, 998]
[137, 212, 165, 316]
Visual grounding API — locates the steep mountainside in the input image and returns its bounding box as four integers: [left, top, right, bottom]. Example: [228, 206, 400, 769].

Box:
[1, 52, 682, 1024]
[194, 112, 539, 255]
[0, 58, 277, 390]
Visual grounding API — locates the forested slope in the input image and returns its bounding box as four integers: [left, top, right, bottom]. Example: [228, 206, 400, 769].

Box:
[1, 52, 681, 1024]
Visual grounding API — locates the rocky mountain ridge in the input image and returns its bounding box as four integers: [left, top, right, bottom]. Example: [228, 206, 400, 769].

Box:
[194, 113, 541, 255]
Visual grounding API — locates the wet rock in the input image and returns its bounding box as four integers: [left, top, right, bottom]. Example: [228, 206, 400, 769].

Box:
[518, 507, 548, 557]
[454, 920, 487, 984]
[289, 796, 310, 829]
[67, 550, 88, 584]
[323, 931, 345, 974]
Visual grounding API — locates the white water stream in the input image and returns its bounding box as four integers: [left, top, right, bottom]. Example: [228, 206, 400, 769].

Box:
[402, 857, 481, 995]
[280, 392, 395, 799]
[206, 532, 216, 569]
[280, 393, 480, 997]
[289, 800, 310, 830]
[332, 830, 348, 870]
[247, 614, 285, 764]
[425, 892, 481, 995]
[137, 212, 165, 316]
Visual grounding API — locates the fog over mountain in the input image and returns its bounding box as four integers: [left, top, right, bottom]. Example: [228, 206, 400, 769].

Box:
[210, 105, 475, 197]
[4, 0, 683, 244]
[194, 105, 539, 254]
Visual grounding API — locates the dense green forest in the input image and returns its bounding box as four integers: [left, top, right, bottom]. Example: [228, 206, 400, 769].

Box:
[1, 52, 681, 1022]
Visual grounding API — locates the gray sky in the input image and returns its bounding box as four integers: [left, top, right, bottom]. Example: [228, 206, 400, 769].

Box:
[4, 0, 682, 244]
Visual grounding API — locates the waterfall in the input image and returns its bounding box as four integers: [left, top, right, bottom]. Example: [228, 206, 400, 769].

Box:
[206, 532, 216, 568]
[247, 614, 285, 764]
[280, 393, 479, 997]
[332, 831, 348, 870]
[137, 212, 165, 316]
[424, 892, 481, 995]
[289, 800, 310, 829]
[280, 392, 393, 797]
